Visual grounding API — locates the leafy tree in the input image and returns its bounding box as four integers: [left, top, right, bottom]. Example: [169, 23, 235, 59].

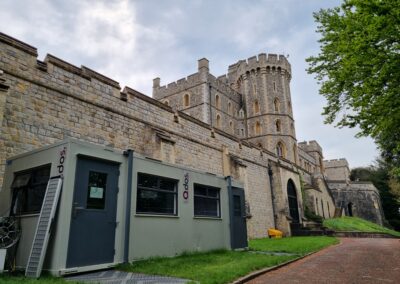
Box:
[350, 159, 400, 230]
[307, 0, 400, 176]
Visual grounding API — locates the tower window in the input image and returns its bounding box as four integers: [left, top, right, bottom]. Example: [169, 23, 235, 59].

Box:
[254, 100, 260, 114]
[275, 119, 281, 132]
[273, 81, 276, 92]
[274, 98, 280, 112]
[228, 101, 232, 115]
[255, 121, 261, 135]
[183, 93, 190, 107]
[216, 94, 221, 109]
[229, 121, 233, 131]
[276, 142, 285, 158]
[253, 83, 257, 95]
[216, 114, 221, 128]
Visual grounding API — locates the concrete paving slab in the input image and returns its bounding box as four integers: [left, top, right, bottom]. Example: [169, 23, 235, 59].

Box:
[65, 270, 191, 284]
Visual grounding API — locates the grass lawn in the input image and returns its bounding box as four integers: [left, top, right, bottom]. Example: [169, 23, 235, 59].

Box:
[119, 236, 338, 284]
[249, 236, 339, 255]
[323, 216, 400, 237]
[0, 273, 71, 283]
[119, 249, 295, 284]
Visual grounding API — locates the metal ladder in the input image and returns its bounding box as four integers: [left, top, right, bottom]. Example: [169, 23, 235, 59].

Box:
[25, 177, 63, 278]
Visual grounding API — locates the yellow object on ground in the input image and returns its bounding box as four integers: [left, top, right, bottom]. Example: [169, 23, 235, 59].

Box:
[268, 228, 283, 238]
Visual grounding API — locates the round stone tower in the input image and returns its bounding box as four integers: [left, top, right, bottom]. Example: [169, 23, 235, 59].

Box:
[227, 53, 297, 163]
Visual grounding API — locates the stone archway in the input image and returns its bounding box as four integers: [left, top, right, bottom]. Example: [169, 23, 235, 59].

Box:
[287, 179, 300, 223]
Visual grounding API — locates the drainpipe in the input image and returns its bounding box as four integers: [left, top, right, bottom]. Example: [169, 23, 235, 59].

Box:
[123, 149, 134, 263]
[268, 163, 277, 229]
[226, 176, 234, 249]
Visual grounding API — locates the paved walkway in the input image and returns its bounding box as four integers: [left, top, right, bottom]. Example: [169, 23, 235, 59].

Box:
[247, 238, 400, 284]
[65, 270, 190, 284]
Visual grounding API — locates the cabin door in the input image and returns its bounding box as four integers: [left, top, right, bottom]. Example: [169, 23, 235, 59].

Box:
[66, 157, 119, 268]
[231, 187, 248, 249]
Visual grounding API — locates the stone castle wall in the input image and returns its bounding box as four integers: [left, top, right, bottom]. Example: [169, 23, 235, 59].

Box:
[0, 33, 305, 238]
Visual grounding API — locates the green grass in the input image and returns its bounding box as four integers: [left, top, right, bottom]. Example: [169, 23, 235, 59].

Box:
[323, 216, 400, 237]
[119, 249, 296, 284]
[0, 272, 72, 283]
[119, 236, 339, 284]
[249, 236, 339, 255]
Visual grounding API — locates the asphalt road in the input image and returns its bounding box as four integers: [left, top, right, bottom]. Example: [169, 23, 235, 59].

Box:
[246, 238, 400, 284]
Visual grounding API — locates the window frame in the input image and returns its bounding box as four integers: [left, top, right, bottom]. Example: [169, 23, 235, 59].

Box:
[136, 172, 178, 216]
[193, 183, 221, 218]
[10, 164, 52, 216]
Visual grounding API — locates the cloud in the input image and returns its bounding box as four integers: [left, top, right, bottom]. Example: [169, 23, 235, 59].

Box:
[0, 0, 378, 167]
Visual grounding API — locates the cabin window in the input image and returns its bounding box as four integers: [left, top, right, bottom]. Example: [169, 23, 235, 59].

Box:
[86, 171, 108, 210]
[194, 184, 220, 217]
[10, 164, 51, 215]
[136, 173, 178, 215]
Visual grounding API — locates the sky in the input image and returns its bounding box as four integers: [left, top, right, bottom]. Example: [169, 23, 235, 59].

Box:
[0, 0, 379, 168]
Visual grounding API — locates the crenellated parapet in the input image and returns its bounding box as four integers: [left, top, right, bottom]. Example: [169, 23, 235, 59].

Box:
[227, 53, 291, 83]
[298, 140, 323, 156]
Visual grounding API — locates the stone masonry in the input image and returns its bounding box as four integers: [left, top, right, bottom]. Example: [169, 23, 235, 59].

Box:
[0, 32, 385, 239]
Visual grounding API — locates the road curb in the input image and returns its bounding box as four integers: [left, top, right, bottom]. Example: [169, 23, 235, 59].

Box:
[231, 240, 342, 284]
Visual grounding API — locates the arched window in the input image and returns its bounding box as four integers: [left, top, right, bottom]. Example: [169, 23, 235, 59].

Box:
[216, 114, 221, 128]
[215, 94, 221, 109]
[229, 120, 233, 131]
[276, 141, 285, 158]
[275, 119, 281, 132]
[254, 100, 260, 114]
[255, 121, 261, 135]
[252, 83, 257, 95]
[183, 93, 190, 107]
[274, 98, 280, 112]
[228, 101, 232, 115]
[273, 81, 276, 92]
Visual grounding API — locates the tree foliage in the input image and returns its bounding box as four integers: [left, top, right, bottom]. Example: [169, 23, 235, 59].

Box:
[307, 0, 400, 176]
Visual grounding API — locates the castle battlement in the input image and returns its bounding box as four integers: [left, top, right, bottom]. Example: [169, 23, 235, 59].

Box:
[324, 158, 349, 168]
[227, 53, 291, 78]
[298, 140, 323, 155]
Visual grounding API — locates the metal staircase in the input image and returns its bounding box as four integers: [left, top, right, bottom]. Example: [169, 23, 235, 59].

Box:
[25, 177, 63, 278]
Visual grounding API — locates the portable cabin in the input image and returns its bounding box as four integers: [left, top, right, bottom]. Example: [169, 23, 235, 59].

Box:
[0, 139, 248, 275]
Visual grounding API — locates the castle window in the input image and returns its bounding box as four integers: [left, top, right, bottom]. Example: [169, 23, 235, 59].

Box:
[228, 101, 232, 115]
[216, 114, 221, 128]
[276, 142, 285, 158]
[254, 100, 260, 114]
[274, 98, 280, 112]
[273, 81, 276, 92]
[252, 83, 257, 95]
[183, 93, 190, 107]
[275, 119, 281, 132]
[255, 121, 261, 135]
[229, 120, 233, 131]
[241, 129, 244, 136]
[239, 109, 244, 118]
[215, 94, 221, 109]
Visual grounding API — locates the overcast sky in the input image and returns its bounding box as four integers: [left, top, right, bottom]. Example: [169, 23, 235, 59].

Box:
[0, 0, 379, 168]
